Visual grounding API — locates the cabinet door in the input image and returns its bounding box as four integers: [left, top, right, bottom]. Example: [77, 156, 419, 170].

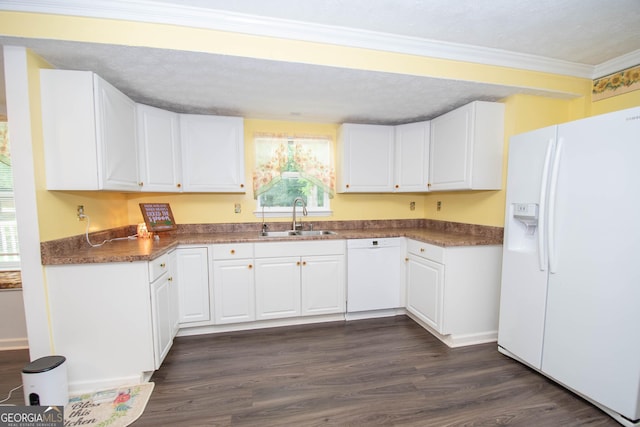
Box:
[180, 114, 245, 192]
[406, 254, 444, 333]
[429, 101, 504, 191]
[41, 70, 100, 190]
[151, 274, 173, 368]
[301, 255, 345, 315]
[338, 124, 394, 192]
[429, 103, 472, 191]
[137, 104, 182, 192]
[176, 247, 211, 325]
[167, 250, 180, 336]
[255, 257, 301, 320]
[213, 259, 255, 324]
[94, 75, 140, 191]
[394, 121, 430, 192]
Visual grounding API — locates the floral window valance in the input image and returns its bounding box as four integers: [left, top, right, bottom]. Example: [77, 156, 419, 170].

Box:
[252, 133, 335, 200]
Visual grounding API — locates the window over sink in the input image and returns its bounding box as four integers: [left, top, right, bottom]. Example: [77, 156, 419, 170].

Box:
[253, 133, 335, 217]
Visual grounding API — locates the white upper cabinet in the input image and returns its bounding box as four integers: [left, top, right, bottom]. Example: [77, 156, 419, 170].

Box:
[136, 104, 182, 192]
[180, 114, 245, 193]
[394, 121, 430, 192]
[429, 101, 505, 191]
[338, 122, 430, 193]
[40, 69, 139, 191]
[337, 123, 395, 192]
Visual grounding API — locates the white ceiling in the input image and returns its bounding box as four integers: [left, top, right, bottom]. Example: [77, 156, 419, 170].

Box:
[1, 0, 640, 124]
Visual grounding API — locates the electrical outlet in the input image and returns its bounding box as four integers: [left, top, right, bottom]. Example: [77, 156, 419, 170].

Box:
[436, 201, 442, 212]
[77, 205, 85, 221]
[234, 203, 241, 214]
[409, 201, 415, 211]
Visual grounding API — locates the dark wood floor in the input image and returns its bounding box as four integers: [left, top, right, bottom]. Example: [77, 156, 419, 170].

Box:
[0, 316, 618, 426]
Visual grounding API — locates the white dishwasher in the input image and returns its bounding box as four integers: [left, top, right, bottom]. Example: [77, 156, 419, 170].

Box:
[347, 238, 402, 312]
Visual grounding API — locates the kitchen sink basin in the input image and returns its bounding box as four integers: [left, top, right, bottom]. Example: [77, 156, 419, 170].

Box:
[295, 230, 337, 236]
[259, 230, 337, 237]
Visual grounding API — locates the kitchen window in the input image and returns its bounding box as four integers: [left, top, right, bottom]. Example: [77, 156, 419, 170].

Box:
[253, 133, 335, 217]
[0, 121, 19, 270]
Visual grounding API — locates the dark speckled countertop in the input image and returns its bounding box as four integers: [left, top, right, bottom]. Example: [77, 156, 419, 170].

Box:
[41, 219, 503, 266]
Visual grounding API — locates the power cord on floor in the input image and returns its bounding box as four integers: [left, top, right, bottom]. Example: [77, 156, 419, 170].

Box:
[81, 213, 138, 247]
[0, 384, 22, 406]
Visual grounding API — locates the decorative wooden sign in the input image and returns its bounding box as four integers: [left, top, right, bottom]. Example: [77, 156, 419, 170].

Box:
[139, 203, 177, 232]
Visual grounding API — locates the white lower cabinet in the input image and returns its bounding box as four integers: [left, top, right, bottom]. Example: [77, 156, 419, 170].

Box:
[302, 255, 347, 315]
[405, 239, 503, 346]
[176, 246, 211, 326]
[255, 256, 301, 320]
[254, 241, 346, 321]
[212, 243, 255, 324]
[45, 262, 158, 391]
[167, 250, 180, 336]
[406, 253, 444, 332]
[150, 252, 174, 368]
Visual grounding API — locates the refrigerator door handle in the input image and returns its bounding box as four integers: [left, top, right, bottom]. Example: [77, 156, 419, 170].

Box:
[538, 138, 555, 271]
[547, 137, 564, 274]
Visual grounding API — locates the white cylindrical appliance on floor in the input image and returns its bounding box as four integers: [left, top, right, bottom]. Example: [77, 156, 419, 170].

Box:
[22, 355, 69, 406]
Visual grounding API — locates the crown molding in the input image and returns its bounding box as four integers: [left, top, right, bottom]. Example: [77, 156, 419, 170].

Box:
[1, 0, 600, 79]
[593, 49, 640, 78]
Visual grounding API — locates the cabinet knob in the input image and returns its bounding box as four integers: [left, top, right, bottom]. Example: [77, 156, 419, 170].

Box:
[395, 184, 399, 189]
[427, 183, 431, 188]
[420, 248, 425, 253]
[168, 277, 173, 282]
[138, 182, 144, 187]
[302, 261, 307, 266]
[346, 184, 350, 189]
[230, 249, 235, 255]
[240, 184, 245, 188]
[405, 257, 409, 262]
[297, 261, 301, 266]
[248, 264, 253, 269]
[160, 262, 166, 268]
[177, 183, 182, 188]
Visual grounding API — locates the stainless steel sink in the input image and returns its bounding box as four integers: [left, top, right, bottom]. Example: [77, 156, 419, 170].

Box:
[295, 230, 337, 236]
[259, 230, 337, 237]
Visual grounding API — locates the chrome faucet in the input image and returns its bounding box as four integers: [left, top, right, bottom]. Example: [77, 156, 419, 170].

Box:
[292, 197, 308, 231]
[261, 205, 268, 232]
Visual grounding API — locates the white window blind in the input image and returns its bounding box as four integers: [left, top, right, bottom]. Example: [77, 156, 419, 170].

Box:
[0, 121, 19, 269]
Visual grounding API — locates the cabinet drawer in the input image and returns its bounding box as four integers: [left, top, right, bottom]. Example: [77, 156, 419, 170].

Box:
[407, 239, 444, 263]
[149, 253, 169, 282]
[254, 240, 345, 258]
[212, 243, 254, 260]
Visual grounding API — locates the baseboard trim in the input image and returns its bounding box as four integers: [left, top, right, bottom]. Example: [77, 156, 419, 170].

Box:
[176, 313, 347, 337]
[406, 312, 497, 348]
[0, 338, 28, 351]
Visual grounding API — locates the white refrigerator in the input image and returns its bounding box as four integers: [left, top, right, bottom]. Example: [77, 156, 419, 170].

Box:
[498, 106, 640, 426]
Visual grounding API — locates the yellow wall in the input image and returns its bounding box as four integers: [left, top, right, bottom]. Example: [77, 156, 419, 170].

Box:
[590, 89, 640, 116]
